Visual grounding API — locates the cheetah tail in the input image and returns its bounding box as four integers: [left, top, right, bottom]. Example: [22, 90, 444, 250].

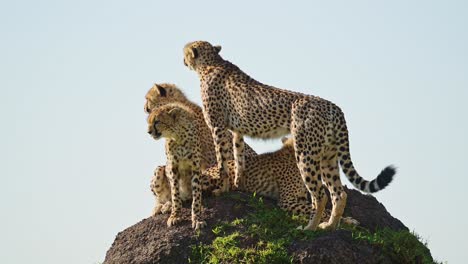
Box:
[338, 146, 396, 193]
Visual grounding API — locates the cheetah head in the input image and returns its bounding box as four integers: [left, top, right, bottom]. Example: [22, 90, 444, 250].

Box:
[144, 83, 187, 114]
[147, 104, 191, 141]
[183, 41, 222, 71]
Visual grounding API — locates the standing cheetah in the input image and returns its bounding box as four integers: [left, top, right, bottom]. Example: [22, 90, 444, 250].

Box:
[145, 83, 257, 193]
[183, 41, 395, 231]
[147, 103, 207, 230]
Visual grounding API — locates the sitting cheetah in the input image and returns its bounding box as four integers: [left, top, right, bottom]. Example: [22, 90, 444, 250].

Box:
[147, 103, 207, 230]
[183, 41, 395, 231]
[150, 137, 359, 226]
[145, 83, 257, 193]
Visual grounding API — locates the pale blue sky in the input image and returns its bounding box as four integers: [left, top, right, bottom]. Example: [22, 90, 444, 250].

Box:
[1, 1, 467, 263]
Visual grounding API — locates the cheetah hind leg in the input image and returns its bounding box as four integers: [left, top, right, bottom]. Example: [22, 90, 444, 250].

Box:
[318, 156, 347, 230]
[302, 186, 328, 231]
[207, 167, 230, 197]
[296, 156, 328, 231]
[212, 176, 230, 196]
[232, 132, 246, 190]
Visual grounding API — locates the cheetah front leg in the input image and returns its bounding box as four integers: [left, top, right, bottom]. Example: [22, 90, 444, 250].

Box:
[167, 164, 182, 227]
[211, 127, 232, 195]
[190, 165, 206, 230]
[232, 132, 245, 190]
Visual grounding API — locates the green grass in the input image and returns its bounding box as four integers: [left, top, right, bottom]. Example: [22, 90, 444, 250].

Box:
[189, 194, 437, 264]
[350, 227, 439, 264]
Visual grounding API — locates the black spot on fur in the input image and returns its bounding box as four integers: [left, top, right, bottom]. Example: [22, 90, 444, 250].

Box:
[354, 177, 362, 184]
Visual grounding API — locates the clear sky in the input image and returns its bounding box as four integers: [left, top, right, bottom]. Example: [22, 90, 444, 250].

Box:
[1, 0, 467, 263]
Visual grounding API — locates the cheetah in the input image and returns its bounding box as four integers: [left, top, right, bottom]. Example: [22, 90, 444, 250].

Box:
[147, 103, 207, 230]
[151, 137, 359, 226]
[145, 83, 257, 193]
[183, 41, 395, 231]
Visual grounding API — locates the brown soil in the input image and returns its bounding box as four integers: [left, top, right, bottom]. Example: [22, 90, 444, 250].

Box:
[103, 188, 416, 264]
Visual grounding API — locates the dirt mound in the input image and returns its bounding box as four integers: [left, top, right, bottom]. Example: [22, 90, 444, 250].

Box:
[104, 188, 433, 264]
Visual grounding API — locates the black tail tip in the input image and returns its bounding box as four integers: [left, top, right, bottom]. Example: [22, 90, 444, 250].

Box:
[376, 165, 396, 191]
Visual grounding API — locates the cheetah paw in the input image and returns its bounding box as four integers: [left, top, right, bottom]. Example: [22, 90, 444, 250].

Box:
[318, 222, 336, 231]
[302, 222, 318, 231]
[160, 202, 172, 214]
[296, 225, 304, 230]
[192, 220, 207, 230]
[151, 205, 162, 216]
[167, 215, 181, 227]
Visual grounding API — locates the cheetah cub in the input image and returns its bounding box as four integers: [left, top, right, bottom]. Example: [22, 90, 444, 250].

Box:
[183, 41, 395, 231]
[147, 103, 206, 230]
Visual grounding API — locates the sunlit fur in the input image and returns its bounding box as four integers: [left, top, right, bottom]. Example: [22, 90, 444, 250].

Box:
[144, 83, 188, 114]
[144, 82, 258, 198]
[147, 103, 206, 230]
[151, 137, 359, 227]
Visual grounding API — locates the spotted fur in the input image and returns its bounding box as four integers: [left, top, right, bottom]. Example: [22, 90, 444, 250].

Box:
[150, 165, 172, 215]
[147, 103, 206, 230]
[183, 41, 395, 231]
[145, 83, 257, 193]
[151, 137, 359, 226]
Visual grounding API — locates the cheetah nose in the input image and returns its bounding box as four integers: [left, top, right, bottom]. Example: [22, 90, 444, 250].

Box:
[147, 130, 153, 135]
[183, 58, 187, 67]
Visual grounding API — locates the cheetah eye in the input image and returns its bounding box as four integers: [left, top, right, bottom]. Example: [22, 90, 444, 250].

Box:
[192, 47, 198, 59]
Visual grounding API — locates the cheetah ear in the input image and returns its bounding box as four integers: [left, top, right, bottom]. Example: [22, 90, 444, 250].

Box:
[167, 107, 181, 120]
[154, 84, 167, 97]
[214, 45, 222, 53]
[191, 47, 199, 59]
